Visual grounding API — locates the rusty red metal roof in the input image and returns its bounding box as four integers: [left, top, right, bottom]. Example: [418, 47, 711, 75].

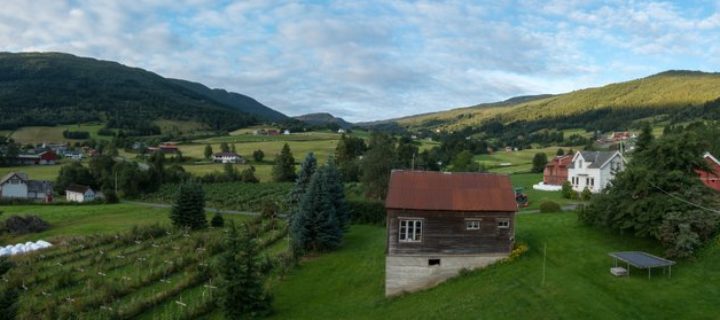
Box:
[385, 170, 517, 212]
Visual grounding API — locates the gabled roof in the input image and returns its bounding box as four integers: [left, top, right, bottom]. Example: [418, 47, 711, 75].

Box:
[704, 152, 720, 167]
[213, 152, 242, 157]
[385, 171, 517, 212]
[574, 151, 623, 169]
[27, 180, 52, 194]
[66, 184, 93, 194]
[0, 172, 28, 185]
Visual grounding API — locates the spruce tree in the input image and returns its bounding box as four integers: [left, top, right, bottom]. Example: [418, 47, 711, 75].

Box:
[204, 144, 213, 159]
[211, 212, 225, 227]
[360, 133, 396, 200]
[635, 122, 654, 153]
[290, 153, 317, 208]
[291, 168, 343, 255]
[556, 148, 565, 156]
[170, 181, 207, 230]
[219, 222, 272, 319]
[272, 143, 296, 182]
[531, 152, 548, 173]
[325, 157, 350, 229]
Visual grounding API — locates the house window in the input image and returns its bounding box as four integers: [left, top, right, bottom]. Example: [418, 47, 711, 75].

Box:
[585, 177, 589, 185]
[590, 178, 595, 186]
[578, 160, 583, 168]
[497, 218, 510, 229]
[399, 219, 422, 242]
[466, 220, 480, 230]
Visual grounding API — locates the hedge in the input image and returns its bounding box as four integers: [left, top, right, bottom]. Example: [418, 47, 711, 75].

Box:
[347, 200, 385, 225]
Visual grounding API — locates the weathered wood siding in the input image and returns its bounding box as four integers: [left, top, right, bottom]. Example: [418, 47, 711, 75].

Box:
[386, 209, 515, 256]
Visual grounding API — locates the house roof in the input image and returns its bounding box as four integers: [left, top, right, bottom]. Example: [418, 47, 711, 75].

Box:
[213, 152, 242, 157]
[66, 184, 93, 193]
[27, 180, 52, 194]
[575, 151, 621, 169]
[546, 155, 573, 168]
[0, 172, 28, 185]
[385, 171, 517, 212]
[704, 152, 720, 167]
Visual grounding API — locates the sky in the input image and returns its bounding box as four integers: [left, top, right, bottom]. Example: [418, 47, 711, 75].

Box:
[1, 1, 720, 122]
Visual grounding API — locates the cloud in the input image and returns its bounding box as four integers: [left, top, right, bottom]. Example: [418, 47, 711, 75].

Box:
[0, 0, 718, 122]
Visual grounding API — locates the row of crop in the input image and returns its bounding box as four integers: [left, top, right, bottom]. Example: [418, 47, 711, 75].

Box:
[138, 182, 293, 211]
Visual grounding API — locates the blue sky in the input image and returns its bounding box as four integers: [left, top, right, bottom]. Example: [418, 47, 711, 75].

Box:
[1, 1, 719, 122]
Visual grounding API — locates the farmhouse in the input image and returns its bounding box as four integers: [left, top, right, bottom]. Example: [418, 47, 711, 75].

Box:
[65, 184, 96, 203]
[212, 152, 246, 164]
[697, 152, 720, 192]
[15, 150, 58, 165]
[543, 155, 573, 185]
[567, 151, 626, 193]
[0, 172, 53, 202]
[385, 171, 517, 296]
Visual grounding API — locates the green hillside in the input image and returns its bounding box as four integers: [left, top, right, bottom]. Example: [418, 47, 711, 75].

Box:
[0, 52, 284, 131]
[391, 70, 720, 131]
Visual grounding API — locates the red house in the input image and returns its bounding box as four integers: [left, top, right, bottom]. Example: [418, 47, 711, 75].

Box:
[543, 155, 573, 185]
[697, 152, 720, 192]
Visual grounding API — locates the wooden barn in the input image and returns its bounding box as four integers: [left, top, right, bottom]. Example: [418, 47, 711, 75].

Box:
[543, 155, 573, 185]
[697, 152, 720, 192]
[384, 170, 517, 296]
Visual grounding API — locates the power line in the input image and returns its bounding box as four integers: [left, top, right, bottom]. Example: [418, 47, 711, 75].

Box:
[649, 182, 720, 214]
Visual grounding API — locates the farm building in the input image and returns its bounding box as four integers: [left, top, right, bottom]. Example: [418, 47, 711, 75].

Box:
[212, 152, 246, 164]
[543, 155, 573, 185]
[568, 151, 626, 193]
[65, 184, 96, 203]
[697, 152, 720, 192]
[384, 171, 517, 296]
[0, 172, 53, 202]
[14, 150, 58, 165]
[147, 144, 180, 154]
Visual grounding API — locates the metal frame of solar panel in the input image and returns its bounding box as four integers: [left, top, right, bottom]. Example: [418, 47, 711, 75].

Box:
[608, 251, 675, 279]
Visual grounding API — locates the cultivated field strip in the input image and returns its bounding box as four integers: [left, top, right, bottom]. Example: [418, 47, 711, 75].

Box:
[4, 220, 288, 319]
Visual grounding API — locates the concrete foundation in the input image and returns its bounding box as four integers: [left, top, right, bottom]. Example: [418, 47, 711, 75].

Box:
[385, 254, 507, 297]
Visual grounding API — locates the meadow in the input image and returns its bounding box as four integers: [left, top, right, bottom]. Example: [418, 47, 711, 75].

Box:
[267, 213, 720, 319]
[477, 146, 566, 174]
[509, 173, 579, 211]
[9, 123, 111, 144]
[0, 164, 63, 181]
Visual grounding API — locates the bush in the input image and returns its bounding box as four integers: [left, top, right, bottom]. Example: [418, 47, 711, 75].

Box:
[347, 200, 385, 225]
[539, 201, 562, 213]
[561, 181, 573, 199]
[580, 187, 592, 201]
[211, 212, 225, 227]
[3, 215, 50, 234]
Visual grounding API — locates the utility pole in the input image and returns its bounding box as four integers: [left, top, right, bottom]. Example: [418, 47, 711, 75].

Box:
[411, 152, 416, 170]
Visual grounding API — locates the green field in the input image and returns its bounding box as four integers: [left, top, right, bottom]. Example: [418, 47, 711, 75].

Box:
[9, 123, 112, 144]
[0, 203, 251, 244]
[179, 139, 340, 163]
[268, 213, 719, 319]
[477, 146, 568, 174]
[201, 131, 341, 143]
[182, 163, 276, 182]
[0, 164, 63, 181]
[139, 182, 292, 212]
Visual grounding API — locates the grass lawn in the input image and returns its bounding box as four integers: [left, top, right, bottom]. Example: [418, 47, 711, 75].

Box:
[509, 173, 580, 210]
[0, 203, 250, 244]
[269, 213, 720, 319]
[478, 146, 570, 174]
[0, 164, 62, 181]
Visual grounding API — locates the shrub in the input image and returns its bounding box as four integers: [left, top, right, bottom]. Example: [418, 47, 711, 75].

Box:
[211, 212, 225, 227]
[580, 187, 592, 201]
[539, 201, 562, 213]
[347, 200, 385, 225]
[3, 215, 50, 234]
[561, 181, 573, 199]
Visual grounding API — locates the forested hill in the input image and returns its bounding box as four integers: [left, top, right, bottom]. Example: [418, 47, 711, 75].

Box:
[0, 52, 286, 131]
[294, 112, 352, 129]
[384, 70, 720, 132]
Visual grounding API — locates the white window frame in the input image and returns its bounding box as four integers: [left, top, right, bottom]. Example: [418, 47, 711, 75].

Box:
[465, 219, 481, 230]
[399, 219, 423, 242]
[497, 218, 510, 229]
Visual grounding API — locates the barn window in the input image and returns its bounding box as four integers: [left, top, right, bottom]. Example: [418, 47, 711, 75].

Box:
[497, 218, 510, 229]
[399, 219, 422, 242]
[466, 220, 480, 230]
[428, 259, 441, 266]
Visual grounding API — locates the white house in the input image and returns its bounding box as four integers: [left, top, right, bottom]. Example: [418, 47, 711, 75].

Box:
[0, 172, 53, 202]
[212, 152, 246, 164]
[567, 151, 626, 193]
[65, 184, 96, 203]
[337, 128, 346, 134]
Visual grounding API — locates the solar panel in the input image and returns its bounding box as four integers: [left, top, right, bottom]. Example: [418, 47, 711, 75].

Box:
[609, 251, 675, 269]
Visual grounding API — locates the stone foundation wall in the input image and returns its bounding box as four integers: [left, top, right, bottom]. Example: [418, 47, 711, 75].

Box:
[385, 254, 508, 296]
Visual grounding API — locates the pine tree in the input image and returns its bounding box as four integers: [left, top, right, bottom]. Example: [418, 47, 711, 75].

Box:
[289, 153, 317, 208]
[252, 149, 265, 162]
[531, 152, 548, 173]
[272, 143, 296, 182]
[170, 181, 207, 230]
[220, 142, 230, 153]
[556, 148, 565, 156]
[325, 157, 350, 229]
[635, 122, 654, 153]
[204, 144, 213, 159]
[360, 133, 396, 200]
[211, 212, 224, 227]
[219, 222, 272, 319]
[291, 167, 343, 255]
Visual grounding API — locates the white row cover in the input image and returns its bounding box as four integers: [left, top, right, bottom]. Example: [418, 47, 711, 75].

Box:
[532, 182, 563, 192]
[0, 240, 52, 257]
